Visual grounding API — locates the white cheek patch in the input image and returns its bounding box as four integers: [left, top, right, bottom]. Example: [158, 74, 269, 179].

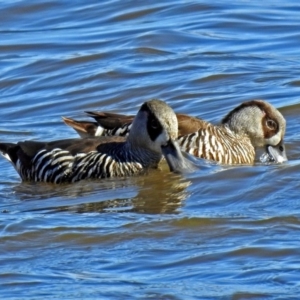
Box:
[265, 134, 281, 146]
[156, 130, 169, 147]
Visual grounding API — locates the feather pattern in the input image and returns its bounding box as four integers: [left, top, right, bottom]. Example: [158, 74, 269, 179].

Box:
[0, 99, 194, 183]
[14, 148, 145, 183]
[63, 100, 287, 165]
[178, 125, 254, 164]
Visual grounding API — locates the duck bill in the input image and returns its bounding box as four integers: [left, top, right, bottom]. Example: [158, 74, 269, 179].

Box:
[161, 139, 197, 173]
[266, 141, 287, 163]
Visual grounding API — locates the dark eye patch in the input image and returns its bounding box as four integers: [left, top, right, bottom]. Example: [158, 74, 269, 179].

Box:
[262, 117, 279, 139]
[150, 118, 159, 129]
[147, 114, 162, 141]
[141, 102, 163, 141]
[266, 119, 278, 130]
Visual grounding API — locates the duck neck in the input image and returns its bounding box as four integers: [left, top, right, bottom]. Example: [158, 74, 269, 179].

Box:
[123, 141, 163, 168]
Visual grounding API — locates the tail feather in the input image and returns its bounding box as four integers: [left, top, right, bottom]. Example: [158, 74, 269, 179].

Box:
[62, 116, 103, 138]
[85, 111, 134, 130]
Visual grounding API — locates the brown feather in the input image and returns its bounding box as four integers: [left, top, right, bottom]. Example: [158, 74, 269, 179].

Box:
[85, 111, 134, 130]
[62, 117, 99, 138]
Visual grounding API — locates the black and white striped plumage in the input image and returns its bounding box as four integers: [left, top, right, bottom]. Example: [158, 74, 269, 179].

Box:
[10, 141, 144, 183]
[63, 100, 287, 165]
[0, 100, 194, 183]
[178, 125, 255, 164]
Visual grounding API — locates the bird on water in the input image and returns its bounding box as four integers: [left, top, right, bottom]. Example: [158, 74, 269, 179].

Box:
[63, 100, 287, 165]
[0, 99, 195, 184]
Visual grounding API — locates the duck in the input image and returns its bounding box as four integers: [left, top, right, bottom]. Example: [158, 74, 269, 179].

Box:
[0, 99, 195, 184]
[62, 100, 287, 165]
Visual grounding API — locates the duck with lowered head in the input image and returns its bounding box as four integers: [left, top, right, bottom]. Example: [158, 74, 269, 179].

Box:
[63, 100, 287, 165]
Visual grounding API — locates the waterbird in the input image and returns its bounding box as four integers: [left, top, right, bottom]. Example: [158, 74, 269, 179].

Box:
[0, 99, 195, 183]
[63, 100, 287, 165]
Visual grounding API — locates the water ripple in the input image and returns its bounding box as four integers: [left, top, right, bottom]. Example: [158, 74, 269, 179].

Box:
[0, 0, 300, 298]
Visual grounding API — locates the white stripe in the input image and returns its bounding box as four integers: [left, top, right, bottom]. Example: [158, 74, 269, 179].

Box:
[34, 151, 51, 170]
[38, 159, 52, 180]
[1, 152, 12, 162]
[95, 126, 104, 136]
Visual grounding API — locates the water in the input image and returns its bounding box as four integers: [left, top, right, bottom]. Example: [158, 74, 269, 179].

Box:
[1, 0, 300, 298]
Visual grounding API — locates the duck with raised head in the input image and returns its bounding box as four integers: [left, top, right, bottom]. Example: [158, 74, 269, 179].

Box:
[63, 100, 287, 165]
[0, 100, 194, 184]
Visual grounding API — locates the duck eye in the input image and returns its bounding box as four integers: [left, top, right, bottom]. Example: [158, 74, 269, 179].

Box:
[266, 119, 277, 130]
[150, 119, 159, 129]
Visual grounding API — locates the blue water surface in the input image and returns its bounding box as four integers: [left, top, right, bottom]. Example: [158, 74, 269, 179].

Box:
[1, 1, 300, 299]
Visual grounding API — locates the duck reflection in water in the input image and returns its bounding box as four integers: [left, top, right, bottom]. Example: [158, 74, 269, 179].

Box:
[18, 166, 193, 215]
